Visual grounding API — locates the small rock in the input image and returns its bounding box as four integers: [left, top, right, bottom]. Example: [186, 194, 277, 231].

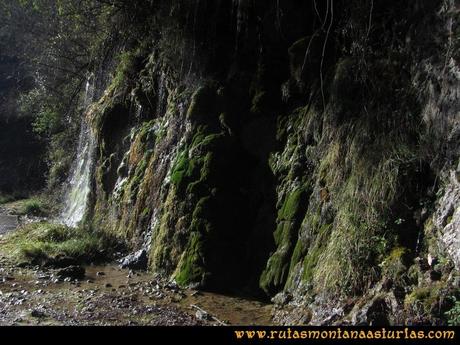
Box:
[37, 274, 50, 280]
[96, 271, 105, 276]
[271, 292, 292, 306]
[105, 283, 112, 288]
[427, 254, 438, 267]
[166, 280, 179, 291]
[195, 309, 211, 321]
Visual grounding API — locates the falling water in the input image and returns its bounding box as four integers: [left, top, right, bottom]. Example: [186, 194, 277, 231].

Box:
[60, 75, 96, 227]
[156, 72, 167, 116]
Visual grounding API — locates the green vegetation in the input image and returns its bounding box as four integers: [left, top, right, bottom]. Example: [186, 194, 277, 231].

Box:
[445, 297, 460, 326]
[0, 193, 15, 204]
[175, 231, 206, 286]
[1, 196, 51, 217]
[19, 198, 46, 216]
[1, 222, 118, 265]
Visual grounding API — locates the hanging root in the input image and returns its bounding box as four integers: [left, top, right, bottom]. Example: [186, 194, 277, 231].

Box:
[320, 0, 334, 113]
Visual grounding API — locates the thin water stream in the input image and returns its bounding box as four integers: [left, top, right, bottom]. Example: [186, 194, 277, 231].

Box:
[60, 76, 96, 227]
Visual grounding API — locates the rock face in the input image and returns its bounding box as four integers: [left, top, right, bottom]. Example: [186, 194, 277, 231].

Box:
[76, 0, 458, 324]
[119, 249, 148, 270]
[435, 168, 460, 269]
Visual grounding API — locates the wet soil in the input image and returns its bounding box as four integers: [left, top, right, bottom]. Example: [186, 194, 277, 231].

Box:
[0, 258, 273, 326]
[0, 201, 273, 326]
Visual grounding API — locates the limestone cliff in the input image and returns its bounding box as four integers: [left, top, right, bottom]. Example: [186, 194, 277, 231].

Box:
[75, 0, 459, 325]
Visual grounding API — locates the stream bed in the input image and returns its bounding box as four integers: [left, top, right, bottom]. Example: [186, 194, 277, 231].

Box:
[0, 203, 273, 326]
[0, 259, 273, 326]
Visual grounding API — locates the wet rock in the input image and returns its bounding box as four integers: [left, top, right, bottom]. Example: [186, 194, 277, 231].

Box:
[350, 296, 390, 326]
[56, 266, 85, 280]
[195, 309, 211, 321]
[37, 274, 50, 280]
[119, 249, 148, 270]
[434, 170, 460, 269]
[271, 292, 292, 306]
[165, 280, 179, 291]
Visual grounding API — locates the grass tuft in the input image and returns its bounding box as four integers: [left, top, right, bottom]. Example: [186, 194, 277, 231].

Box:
[0, 222, 119, 265]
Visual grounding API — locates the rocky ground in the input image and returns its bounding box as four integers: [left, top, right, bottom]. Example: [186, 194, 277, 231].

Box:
[0, 201, 273, 326]
[0, 254, 272, 326]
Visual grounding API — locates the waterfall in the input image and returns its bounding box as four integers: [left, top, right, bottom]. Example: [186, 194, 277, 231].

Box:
[60, 74, 96, 227]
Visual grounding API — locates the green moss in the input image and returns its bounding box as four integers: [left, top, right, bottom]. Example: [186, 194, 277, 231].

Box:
[174, 231, 206, 286]
[140, 207, 150, 219]
[186, 85, 217, 123]
[170, 132, 221, 195]
[111, 47, 147, 91]
[405, 286, 437, 311]
[301, 223, 332, 282]
[278, 188, 306, 221]
[129, 151, 152, 200]
[290, 238, 306, 271]
[170, 151, 190, 186]
[138, 120, 156, 145]
[191, 196, 211, 220]
[259, 250, 290, 294]
[250, 90, 268, 115]
[380, 246, 410, 278]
